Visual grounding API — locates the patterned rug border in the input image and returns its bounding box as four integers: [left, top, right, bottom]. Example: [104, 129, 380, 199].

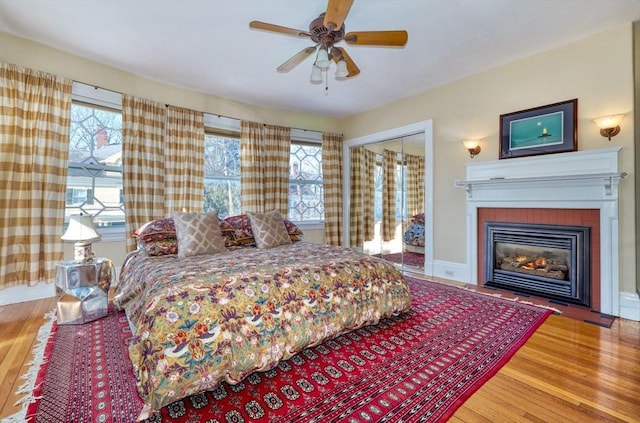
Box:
[3, 310, 57, 423]
[7, 277, 553, 422]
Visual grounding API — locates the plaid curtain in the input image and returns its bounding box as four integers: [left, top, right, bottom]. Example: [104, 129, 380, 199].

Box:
[0, 62, 72, 289]
[382, 149, 397, 242]
[363, 149, 376, 242]
[122, 95, 166, 251]
[240, 121, 265, 212]
[165, 105, 205, 214]
[406, 153, 425, 223]
[321, 132, 343, 246]
[240, 121, 290, 215]
[263, 124, 291, 216]
[349, 146, 364, 247]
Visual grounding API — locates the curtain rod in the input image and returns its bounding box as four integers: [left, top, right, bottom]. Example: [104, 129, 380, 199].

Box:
[76, 80, 339, 136]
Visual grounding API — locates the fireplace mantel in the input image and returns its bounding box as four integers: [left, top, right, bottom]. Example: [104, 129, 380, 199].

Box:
[456, 147, 626, 317]
[455, 147, 626, 201]
[455, 172, 626, 198]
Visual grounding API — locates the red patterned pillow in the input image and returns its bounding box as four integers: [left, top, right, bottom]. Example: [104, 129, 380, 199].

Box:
[219, 219, 242, 247]
[411, 213, 425, 224]
[223, 214, 256, 245]
[143, 238, 179, 256]
[134, 218, 176, 244]
[223, 214, 304, 244]
[283, 219, 304, 242]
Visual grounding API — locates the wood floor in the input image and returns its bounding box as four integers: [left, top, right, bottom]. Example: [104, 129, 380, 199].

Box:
[1, 296, 639, 422]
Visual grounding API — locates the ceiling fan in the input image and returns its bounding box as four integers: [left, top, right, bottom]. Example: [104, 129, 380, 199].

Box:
[249, 0, 408, 81]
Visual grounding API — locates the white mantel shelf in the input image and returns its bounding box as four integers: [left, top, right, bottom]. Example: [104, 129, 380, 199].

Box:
[456, 147, 634, 319]
[455, 172, 627, 197]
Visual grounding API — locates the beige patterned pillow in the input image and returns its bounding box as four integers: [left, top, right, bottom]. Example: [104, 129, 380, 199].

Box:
[171, 211, 227, 258]
[246, 210, 292, 249]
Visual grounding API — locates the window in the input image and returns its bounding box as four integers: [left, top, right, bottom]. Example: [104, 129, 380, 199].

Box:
[203, 133, 241, 218]
[66, 102, 124, 229]
[203, 133, 324, 224]
[288, 143, 324, 222]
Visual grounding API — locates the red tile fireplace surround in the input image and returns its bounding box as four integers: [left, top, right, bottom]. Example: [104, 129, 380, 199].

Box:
[477, 208, 601, 311]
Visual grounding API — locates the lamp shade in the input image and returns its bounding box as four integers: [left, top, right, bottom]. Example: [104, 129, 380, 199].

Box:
[310, 65, 323, 84]
[315, 47, 330, 69]
[335, 59, 348, 79]
[592, 114, 624, 129]
[62, 214, 100, 242]
[462, 140, 480, 149]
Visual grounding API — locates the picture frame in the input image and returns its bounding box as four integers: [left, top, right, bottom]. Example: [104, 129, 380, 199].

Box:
[499, 99, 577, 160]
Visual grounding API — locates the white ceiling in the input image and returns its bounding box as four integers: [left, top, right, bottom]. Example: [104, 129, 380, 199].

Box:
[1, 0, 639, 118]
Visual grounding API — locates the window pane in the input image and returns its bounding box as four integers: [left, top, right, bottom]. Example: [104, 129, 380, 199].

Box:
[204, 134, 241, 218]
[288, 144, 324, 222]
[67, 103, 124, 228]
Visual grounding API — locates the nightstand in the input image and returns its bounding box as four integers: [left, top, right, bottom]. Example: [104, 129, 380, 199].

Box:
[55, 257, 115, 325]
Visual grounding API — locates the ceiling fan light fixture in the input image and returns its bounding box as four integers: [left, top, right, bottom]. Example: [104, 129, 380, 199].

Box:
[310, 65, 323, 84]
[335, 59, 348, 79]
[316, 47, 330, 69]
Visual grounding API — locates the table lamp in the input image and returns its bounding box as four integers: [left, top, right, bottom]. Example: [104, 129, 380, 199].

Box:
[61, 214, 101, 262]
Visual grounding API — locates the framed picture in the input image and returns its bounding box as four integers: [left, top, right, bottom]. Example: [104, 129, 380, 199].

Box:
[499, 99, 577, 160]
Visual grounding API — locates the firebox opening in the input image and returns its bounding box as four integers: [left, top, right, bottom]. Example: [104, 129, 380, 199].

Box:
[484, 222, 590, 307]
[496, 243, 569, 281]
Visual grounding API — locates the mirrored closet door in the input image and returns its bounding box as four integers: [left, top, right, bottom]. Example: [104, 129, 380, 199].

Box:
[348, 134, 426, 273]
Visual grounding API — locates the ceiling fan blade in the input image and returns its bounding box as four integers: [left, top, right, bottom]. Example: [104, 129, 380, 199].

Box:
[332, 47, 360, 77]
[277, 46, 318, 73]
[249, 21, 311, 38]
[323, 0, 353, 31]
[345, 30, 408, 46]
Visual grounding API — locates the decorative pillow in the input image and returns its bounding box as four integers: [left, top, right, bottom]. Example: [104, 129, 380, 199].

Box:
[134, 218, 176, 244]
[171, 211, 227, 258]
[219, 219, 242, 248]
[283, 219, 304, 242]
[246, 210, 292, 249]
[223, 214, 304, 244]
[223, 214, 256, 245]
[143, 238, 179, 256]
[412, 213, 425, 224]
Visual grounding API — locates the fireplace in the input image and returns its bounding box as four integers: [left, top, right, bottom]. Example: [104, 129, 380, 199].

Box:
[455, 148, 626, 317]
[484, 222, 590, 307]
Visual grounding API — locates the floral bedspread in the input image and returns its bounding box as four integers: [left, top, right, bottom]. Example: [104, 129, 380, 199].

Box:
[113, 242, 412, 419]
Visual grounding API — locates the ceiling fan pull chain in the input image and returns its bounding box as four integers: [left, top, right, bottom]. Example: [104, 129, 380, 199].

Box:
[325, 70, 329, 95]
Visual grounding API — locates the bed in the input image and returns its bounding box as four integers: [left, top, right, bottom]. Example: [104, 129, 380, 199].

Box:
[403, 212, 425, 253]
[113, 211, 412, 420]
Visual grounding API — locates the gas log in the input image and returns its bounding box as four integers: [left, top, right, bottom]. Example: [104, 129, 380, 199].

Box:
[498, 254, 568, 280]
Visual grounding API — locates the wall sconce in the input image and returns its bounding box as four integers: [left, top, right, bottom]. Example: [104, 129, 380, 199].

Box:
[592, 114, 624, 141]
[462, 140, 481, 158]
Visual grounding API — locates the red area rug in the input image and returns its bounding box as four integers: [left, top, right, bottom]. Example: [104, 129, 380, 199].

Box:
[16, 277, 551, 422]
[375, 252, 424, 268]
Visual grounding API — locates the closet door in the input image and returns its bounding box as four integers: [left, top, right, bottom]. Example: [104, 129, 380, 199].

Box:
[344, 121, 432, 275]
[347, 132, 426, 273]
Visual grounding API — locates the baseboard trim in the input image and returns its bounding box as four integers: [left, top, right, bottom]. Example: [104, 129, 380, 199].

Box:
[619, 291, 640, 321]
[431, 260, 468, 284]
[0, 282, 55, 306]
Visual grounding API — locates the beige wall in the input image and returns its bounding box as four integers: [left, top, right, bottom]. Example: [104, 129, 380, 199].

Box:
[341, 24, 636, 293]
